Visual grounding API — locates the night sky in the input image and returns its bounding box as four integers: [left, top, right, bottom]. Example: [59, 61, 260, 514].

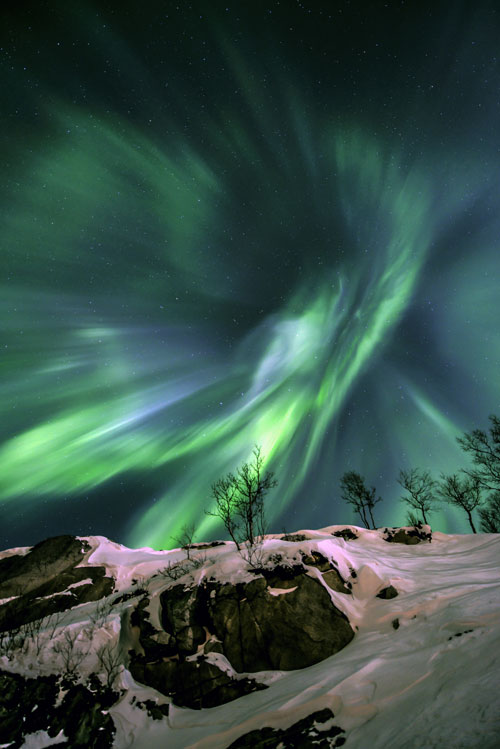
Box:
[2, 0, 500, 550]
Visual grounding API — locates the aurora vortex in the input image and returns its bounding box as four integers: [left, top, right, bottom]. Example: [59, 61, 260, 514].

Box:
[1, 1, 500, 548]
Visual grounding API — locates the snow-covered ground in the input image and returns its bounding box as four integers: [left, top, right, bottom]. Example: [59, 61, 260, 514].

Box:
[1, 526, 499, 748]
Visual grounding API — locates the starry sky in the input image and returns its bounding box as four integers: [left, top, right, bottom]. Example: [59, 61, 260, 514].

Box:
[1, 0, 500, 550]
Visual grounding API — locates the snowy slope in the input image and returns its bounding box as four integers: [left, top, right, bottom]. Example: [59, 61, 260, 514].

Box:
[1, 526, 499, 748]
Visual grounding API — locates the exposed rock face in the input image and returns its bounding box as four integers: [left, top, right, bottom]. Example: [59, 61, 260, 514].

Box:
[0, 669, 118, 748]
[129, 562, 354, 708]
[332, 528, 359, 541]
[227, 707, 346, 748]
[0, 535, 114, 631]
[383, 526, 432, 544]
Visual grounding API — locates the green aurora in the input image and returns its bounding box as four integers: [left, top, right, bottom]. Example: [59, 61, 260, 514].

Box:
[1, 2, 500, 548]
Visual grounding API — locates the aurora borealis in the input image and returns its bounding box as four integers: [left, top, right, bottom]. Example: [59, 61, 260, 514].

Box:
[2, 1, 500, 549]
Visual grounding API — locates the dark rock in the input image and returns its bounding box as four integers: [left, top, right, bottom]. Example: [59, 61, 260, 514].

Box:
[383, 527, 432, 545]
[160, 584, 207, 656]
[188, 541, 226, 549]
[392, 618, 400, 630]
[281, 533, 308, 542]
[204, 573, 354, 672]
[299, 551, 351, 594]
[174, 657, 267, 709]
[130, 596, 176, 660]
[258, 563, 307, 587]
[135, 698, 170, 720]
[129, 655, 266, 710]
[448, 629, 473, 641]
[376, 585, 399, 600]
[322, 568, 352, 594]
[131, 564, 354, 707]
[113, 589, 146, 604]
[228, 707, 346, 748]
[0, 669, 118, 748]
[0, 535, 114, 632]
[0, 564, 114, 632]
[0, 536, 91, 598]
[301, 550, 331, 571]
[333, 528, 359, 541]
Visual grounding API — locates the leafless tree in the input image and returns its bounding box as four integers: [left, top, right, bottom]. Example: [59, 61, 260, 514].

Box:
[458, 414, 500, 491]
[52, 628, 88, 675]
[171, 522, 197, 562]
[96, 641, 123, 688]
[206, 445, 277, 554]
[398, 468, 436, 525]
[437, 473, 483, 533]
[340, 471, 381, 529]
[478, 492, 500, 533]
[88, 598, 114, 629]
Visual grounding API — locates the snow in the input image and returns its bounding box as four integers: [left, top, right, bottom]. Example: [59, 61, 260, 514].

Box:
[2, 525, 499, 748]
[35, 578, 94, 600]
[19, 729, 66, 748]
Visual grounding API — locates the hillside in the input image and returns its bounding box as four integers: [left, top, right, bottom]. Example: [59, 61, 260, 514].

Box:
[0, 525, 499, 748]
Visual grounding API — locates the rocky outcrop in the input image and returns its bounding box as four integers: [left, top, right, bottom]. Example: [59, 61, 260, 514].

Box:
[0, 535, 114, 631]
[227, 707, 346, 748]
[129, 561, 354, 708]
[0, 669, 119, 748]
[332, 528, 359, 541]
[383, 526, 432, 544]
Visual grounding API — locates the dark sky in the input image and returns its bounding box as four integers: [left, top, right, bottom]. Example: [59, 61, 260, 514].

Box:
[1, 0, 500, 549]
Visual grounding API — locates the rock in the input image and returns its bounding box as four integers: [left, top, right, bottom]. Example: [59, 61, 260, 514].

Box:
[332, 528, 359, 541]
[0, 535, 91, 598]
[135, 698, 170, 720]
[227, 707, 346, 748]
[0, 539, 114, 632]
[160, 584, 207, 656]
[301, 550, 331, 571]
[383, 526, 432, 544]
[205, 572, 353, 672]
[281, 533, 308, 542]
[300, 552, 351, 594]
[130, 563, 355, 708]
[376, 585, 399, 599]
[188, 541, 226, 549]
[322, 568, 352, 594]
[129, 654, 265, 710]
[0, 669, 118, 748]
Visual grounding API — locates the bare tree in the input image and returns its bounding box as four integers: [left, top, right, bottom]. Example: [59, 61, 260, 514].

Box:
[206, 445, 277, 554]
[96, 641, 123, 688]
[171, 522, 197, 562]
[46, 611, 66, 641]
[398, 468, 436, 525]
[405, 510, 422, 527]
[437, 473, 482, 533]
[52, 628, 87, 676]
[478, 492, 500, 533]
[457, 414, 500, 491]
[21, 617, 46, 657]
[0, 627, 23, 658]
[88, 598, 114, 629]
[339, 471, 381, 529]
